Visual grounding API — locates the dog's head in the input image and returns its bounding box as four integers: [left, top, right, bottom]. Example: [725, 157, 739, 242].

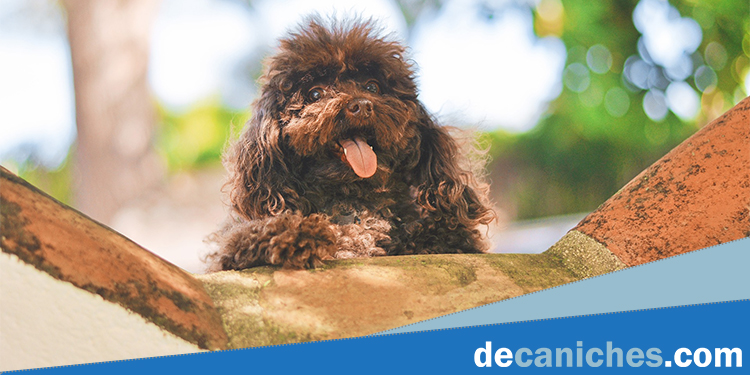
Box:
[262, 18, 420, 179]
[227, 17, 493, 229]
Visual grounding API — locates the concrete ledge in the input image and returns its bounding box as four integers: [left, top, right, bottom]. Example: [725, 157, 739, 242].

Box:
[197, 252, 580, 348]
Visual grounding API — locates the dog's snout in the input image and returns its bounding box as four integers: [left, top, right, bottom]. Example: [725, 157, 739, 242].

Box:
[347, 98, 373, 118]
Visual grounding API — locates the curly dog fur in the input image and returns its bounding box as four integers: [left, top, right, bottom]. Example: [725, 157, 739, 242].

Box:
[209, 17, 495, 270]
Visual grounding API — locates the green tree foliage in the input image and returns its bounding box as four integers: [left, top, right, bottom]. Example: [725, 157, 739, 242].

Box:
[156, 101, 249, 171]
[489, 0, 749, 220]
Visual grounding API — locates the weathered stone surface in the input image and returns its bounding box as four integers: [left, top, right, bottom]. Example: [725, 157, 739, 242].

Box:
[0, 166, 228, 350]
[573, 96, 750, 266]
[197, 253, 579, 348]
[545, 230, 626, 279]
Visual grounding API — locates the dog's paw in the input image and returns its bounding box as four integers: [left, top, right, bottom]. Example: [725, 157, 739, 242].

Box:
[212, 212, 337, 270]
[266, 213, 337, 269]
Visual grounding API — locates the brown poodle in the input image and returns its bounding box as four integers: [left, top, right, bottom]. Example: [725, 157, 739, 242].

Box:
[209, 17, 495, 270]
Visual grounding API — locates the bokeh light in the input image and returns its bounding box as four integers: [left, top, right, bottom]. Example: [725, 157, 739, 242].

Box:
[704, 41, 727, 71]
[666, 81, 700, 120]
[694, 65, 717, 92]
[623, 56, 650, 90]
[705, 42, 727, 71]
[643, 89, 668, 121]
[586, 44, 613, 74]
[604, 87, 630, 118]
[633, 0, 702, 77]
[563, 63, 590, 93]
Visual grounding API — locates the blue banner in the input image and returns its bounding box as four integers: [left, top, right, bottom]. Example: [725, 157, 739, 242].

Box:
[17, 300, 748, 374]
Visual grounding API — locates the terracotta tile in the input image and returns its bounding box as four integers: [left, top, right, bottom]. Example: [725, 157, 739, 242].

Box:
[575, 97, 750, 266]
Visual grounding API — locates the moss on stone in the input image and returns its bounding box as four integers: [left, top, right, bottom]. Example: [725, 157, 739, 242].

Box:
[197, 252, 590, 348]
[484, 253, 579, 294]
[544, 230, 627, 278]
[365, 255, 478, 288]
[198, 271, 317, 348]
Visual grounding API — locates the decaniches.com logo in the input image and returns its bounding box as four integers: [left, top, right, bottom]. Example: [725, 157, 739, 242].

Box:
[474, 341, 742, 368]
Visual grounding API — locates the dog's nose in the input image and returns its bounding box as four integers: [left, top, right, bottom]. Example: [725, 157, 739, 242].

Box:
[347, 98, 373, 118]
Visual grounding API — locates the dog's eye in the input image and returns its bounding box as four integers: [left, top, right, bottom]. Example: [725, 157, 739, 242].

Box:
[308, 87, 324, 102]
[364, 81, 380, 94]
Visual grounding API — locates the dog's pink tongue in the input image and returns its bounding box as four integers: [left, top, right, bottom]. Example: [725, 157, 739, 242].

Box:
[340, 137, 377, 178]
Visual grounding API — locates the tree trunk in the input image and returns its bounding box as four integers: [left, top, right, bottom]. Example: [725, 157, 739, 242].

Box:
[63, 0, 163, 224]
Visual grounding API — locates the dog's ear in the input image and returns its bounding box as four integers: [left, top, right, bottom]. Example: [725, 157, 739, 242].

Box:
[412, 104, 495, 229]
[225, 89, 303, 219]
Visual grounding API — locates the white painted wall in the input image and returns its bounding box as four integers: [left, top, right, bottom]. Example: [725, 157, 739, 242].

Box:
[0, 252, 202, 372]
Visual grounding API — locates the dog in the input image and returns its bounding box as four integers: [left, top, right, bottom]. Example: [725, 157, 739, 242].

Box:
[209, 17, 495, 270]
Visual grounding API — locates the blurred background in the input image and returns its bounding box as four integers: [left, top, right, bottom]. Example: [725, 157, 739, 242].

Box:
[1, 0, 748, 273]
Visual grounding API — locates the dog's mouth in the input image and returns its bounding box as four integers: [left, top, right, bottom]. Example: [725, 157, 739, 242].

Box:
[337, 137, 377, 178]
